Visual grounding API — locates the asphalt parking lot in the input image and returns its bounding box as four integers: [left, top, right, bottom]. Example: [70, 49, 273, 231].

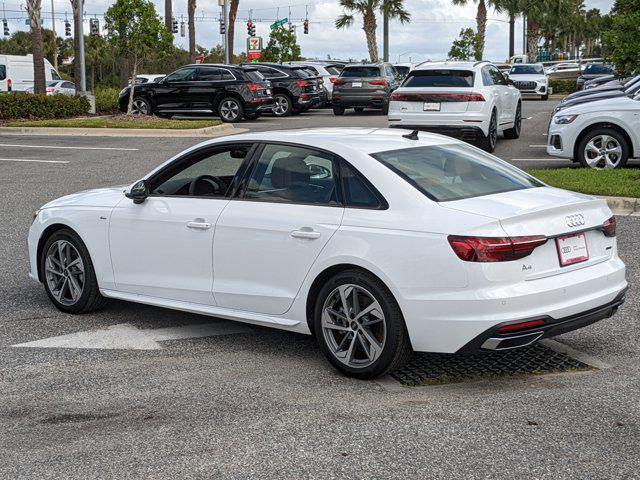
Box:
[1, 99, 639, 478]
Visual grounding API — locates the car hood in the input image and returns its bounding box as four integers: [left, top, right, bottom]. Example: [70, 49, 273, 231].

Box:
[40, 186, 127, 210]
[557, 90, 627, 111]
[563, 84, 624, 101]
[509, 74, 546, 82]
[558, 95, 640, 115]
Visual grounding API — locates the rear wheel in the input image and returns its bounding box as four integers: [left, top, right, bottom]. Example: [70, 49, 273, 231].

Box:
[503, 102, 521, 139]
[218, 97, 244, 123]
[332, 105, 345, 116]
[477, 110, 498, 152]
[577, 128, 629, 169]
[41, 229, 107, 314]
[314, 270, 412, 379]
[273, 93, 293, 117]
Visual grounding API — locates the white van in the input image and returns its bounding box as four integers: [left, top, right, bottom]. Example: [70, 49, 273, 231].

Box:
[0, 54, 61, 92]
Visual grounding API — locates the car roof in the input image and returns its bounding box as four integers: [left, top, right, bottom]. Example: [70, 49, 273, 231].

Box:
[205, 127, 460, 155]
[414, 60, 488, 71]
[510, 63, 543, 67]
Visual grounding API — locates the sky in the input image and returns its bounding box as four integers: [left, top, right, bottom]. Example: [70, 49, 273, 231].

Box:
[3, 0, 615, 63]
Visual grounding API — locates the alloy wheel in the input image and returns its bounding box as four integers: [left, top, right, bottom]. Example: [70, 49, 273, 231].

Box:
[514, 105, 522, 136]
[489, 114, 497, 149]
[274, 95, 289, 116]
[220, 100, 240, 121]
[583, 135, 623, 169]
[131, 99, 149, 115]
[321, 284, 387, 368]
[44, 240, 85, 306]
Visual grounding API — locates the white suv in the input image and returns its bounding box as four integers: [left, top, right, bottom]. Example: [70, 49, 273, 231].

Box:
[507, 63, 549, 100]
[388, 61, 522, 152]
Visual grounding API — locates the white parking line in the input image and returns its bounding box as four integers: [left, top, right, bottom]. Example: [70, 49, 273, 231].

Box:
[510, 158, 567, 162]
[0, 143, 138, 151]
[529, 144, 548, 148]
[0, 158, 69, 164]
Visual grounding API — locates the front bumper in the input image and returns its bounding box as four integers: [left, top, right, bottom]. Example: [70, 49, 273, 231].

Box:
[457, 288, 628, 354]
[546, 121, 576, 159]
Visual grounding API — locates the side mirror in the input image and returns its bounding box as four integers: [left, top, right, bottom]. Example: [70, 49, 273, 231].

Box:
[125, 179, 149, 204]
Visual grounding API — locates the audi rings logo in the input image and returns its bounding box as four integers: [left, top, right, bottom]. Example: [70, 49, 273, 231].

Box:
[565, 214, 586, 228]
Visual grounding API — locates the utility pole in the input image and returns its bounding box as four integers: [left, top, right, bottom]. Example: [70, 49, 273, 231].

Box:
[522, 15, 527, 57]
[50, 0, 57, 70]
[382, 10, 389, 62]
[223, 0, 229, 64]
[78, 0, 86, 92]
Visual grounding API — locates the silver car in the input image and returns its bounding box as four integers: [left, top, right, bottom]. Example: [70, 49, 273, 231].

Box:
[284, 61, 342, 102]
[26, 80, 76, 95]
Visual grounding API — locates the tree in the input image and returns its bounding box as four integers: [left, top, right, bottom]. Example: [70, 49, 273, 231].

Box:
[448, 27, 481, 60]
[105, 0, 173, 114]
[261, 25, 301, 63]
[336, 0, 410, 63]
[494, 0, 520, 58]
[188, 0, 196, 62]
[519, 0, 572, 62]
[165, 0, 172, 32]
[602, 0, 640, 75]
[451, 0, 498, 60]
[26, 0, 46, 94]
[228, 0, 240, 60]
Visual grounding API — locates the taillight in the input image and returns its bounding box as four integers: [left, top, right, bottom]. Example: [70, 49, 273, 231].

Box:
[246, 83, 262, 91]
[329, 77, 339, 84]
[7, 79, 11, 92]
[390, 92, 485, 102]
[497, 319, 546, 334]
[369, 79, 388, 86]
[333, 79, 346, 86]
[296, 80, 308, 87]
[602, 216, 616, 237]
[447, 235, 548, 262]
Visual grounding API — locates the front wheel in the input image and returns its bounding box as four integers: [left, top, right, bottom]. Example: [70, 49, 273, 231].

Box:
[477, 110, 498, 152]
[503, 102, 521, 139]
[218, 97, 244, 123]
[314, 270, 412, 379]
[131, 97, 152, 115]
[577, 128, 629, 169]
[41, 229, 107, 314]
[541, 94, 549, 101]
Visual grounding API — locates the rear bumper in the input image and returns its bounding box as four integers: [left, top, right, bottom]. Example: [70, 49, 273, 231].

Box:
[387, 110, 490, 136]
[457, 287, 628, 354]
[333, 93, 388, 108]
[389, 123, 485, 141]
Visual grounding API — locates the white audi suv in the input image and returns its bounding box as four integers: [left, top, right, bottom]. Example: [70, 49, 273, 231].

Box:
[388, 61, 522, 152]
[28, 128, 627, 378]
[507, 63, 549, 100]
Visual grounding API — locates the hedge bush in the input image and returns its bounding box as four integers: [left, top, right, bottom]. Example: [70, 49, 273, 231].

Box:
[95, 87, 121, 115]
[0, 93, 90, 120]
[549, 79, 578, 95]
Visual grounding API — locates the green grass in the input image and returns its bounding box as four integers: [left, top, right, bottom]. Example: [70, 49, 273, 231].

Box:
[526, 168, 640, 198]
[6, 117, 222, 130]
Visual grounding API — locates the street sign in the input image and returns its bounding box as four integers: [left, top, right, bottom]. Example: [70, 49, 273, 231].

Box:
[270, 17, 288, 29]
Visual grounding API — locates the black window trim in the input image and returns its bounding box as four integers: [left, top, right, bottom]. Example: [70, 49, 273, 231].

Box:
[145, 141, 259, 200]
[196, 66, 237, 82]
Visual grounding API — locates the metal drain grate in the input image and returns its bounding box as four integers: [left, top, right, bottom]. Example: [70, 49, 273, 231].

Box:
[391, 343, 592, 387]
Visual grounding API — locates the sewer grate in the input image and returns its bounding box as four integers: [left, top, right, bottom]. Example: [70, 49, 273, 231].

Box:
[391, 343, 592, 387]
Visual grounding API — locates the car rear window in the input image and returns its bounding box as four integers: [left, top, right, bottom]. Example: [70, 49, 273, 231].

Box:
[340, 67, 381, 78]
[402, 70, 474, 88]
[510, 65, 544, 75]
[244, 70, 265, 82]
[325, 66, 341, 75]
[293, 68, 313, 79]
[394, 66, 410, 77]
[584, 64, 613, 74]
[371, 144, 543, 202]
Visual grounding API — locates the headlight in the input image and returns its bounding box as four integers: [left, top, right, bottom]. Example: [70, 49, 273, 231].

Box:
[554, 114, 578, 124]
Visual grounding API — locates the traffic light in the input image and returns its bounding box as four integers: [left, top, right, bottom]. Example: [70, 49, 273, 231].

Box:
[180, 20, 185, 37]
[247, 20, 252, 36]
[89, 18, 99, 37]
[303, 19, 308, 34]
[64, 20, 71, 37]
[219, 18, 225, 35]
[2, 19, 8, 37]
[172, 19, 178, 34]
[289, 23, 294, 33]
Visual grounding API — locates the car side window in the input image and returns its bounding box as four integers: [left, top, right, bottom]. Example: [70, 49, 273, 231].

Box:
[197, 67, 222, 81]
[258, 67, 286, 79]
[481, 66, 494, 86]
[489, 66, 507, 85]
[244, 144, 338, 205]
[151, 145, 252, 197]
[165, 67, 197, 83]
[62, 82, 75, 89]
[0, 65, 6, 81]
[341, 163, 383, 209]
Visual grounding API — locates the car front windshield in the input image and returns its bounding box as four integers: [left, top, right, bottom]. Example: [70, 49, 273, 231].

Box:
[585, 64, 612, 74]
[371, 144, 543, 202]
[510, 65, 544, 75]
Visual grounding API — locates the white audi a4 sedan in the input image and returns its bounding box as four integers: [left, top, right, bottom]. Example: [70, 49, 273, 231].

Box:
[28, 128, 627, 379]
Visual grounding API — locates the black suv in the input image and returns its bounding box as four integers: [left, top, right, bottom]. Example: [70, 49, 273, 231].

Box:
[118, 64, 274, 122]
[332, 63, 401, 115]
[238, 63, 323, 116]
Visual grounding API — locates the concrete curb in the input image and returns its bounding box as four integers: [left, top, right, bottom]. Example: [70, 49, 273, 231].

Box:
[0, 123, 243, 138]
[597, 195, 640, 216]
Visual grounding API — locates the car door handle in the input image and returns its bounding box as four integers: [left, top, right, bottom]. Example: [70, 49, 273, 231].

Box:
[291, 229, 321, 240]
[187, 221, 211, 230]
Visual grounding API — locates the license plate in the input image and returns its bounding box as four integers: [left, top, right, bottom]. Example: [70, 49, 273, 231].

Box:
[556, 232, 589, 267]
[351, 82, 362, 87]
[423, 102, 440, 111]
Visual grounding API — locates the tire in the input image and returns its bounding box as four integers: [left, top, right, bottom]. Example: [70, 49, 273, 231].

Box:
[503, 102, 521, 139]
[273, 93, 293, 117]
[243, 111, 261, 121]
[477, 110, 498, 153]
[354, 107, 364, 113]
[218, 97, 244, 123]
[576, 128, 629, 169]
[40, 229, 107, 314]
[541, 94, 549, 101]
[313, 269, 413, 379]
[381, 103, 389, 115]
[131, 96, 152, 115]
[332, 105, 345, 116]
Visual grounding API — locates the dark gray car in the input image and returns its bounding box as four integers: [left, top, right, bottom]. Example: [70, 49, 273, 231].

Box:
[576, 63, 615, 90]
[332, 63, 401, 115]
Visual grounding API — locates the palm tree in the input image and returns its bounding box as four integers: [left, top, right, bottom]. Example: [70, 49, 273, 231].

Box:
[70, 0, 83, 92]
[519, 0, 571, 62]
[452, 0, 498, 60]
[165, 0, 172, 32]
[228, 0, 239, 61]
[26, 0, 45, 94]
[494, 0, 520, 58]
[336, 0, 410, 63]
[188, 0, 196, 62]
